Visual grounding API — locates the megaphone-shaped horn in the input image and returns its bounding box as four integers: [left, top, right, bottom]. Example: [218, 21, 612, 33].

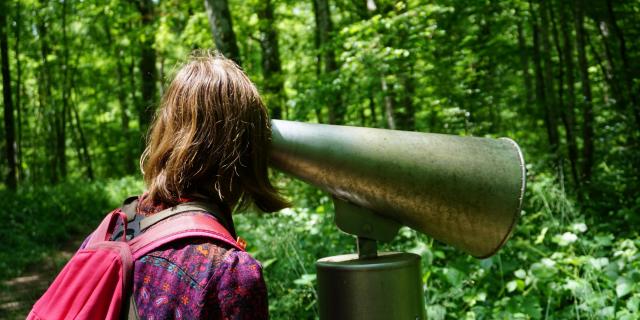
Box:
[270, 120, 526, 258]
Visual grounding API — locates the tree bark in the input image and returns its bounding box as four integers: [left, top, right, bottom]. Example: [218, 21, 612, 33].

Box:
[257, 0, 285, 119]
[380, 75, 396, 129]
[398, 72, 415, 131]
[136, 0, 158, 133]
[128, 22, 137, 129]
[104, 18, 135, 174]
[313, 0, 344, 124]
[1, 2, 17, 189]
[394, 1, 415, 131]
[586, 33, 610, 103]
[369, 92, 377, 126]
[57, 0, 69, 180]
[355, 0, 377, 19]
[204, 0, 242, 65]
[37, 1, 58, 183]
[559, 1, 580, 187]
[539, 0, 561, 158]
[65, 51, 94, 180]
[604, 0, 639, 130]
[573, 0, 595, 182]
[593, 13, 625, 111]
[14, 0, 22, 181]
[71, 100, 94, 180]
[516, 19, 533, 110]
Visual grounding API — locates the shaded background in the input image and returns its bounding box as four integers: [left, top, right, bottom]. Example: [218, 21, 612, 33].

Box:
[1, 0, 639, 319]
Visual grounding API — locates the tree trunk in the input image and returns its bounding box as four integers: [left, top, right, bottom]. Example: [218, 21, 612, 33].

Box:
[136, 0, 158, 133]
[204, 0, 242, 65]
[57, 0, 69, 180]
[258, 0, 285, 119]
[549, 1, 574, 184]
[313, 0, 344, 124]
[1, 2, 17, 189]
[559, 1, 580, 187]
[14, 0, 22, 182]
[369, 92, 377, 126]
[128, 23, 137, 128]
[604, 0, 639, 130]
[67, 54, 94, 180]
[398, 72, 415, 131]
[586, 33, 611, 103]
[593, 13, 625, 111]
[37, 1, 58, 183]
[104, 18, 135, 174]
[516, 19, 533, 110]
[355, 0, 377, 19]
[71, 101, 94, 180]
[539, 0, 561, 158]
[395, 2, 415, 131]
[380, 75, 396, 130]
[574, 0, 595, 182]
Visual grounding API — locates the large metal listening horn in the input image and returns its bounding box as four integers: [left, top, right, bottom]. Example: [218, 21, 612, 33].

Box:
[269, 120, 526, 258]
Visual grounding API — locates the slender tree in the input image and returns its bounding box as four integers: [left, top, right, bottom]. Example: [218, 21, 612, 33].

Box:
[57, 0, 70, 180]
[559, 1, 580, 186]
[592, 6, 626, 112]
[380, 75, 396, 129]
[573, 0, 595, 181]
[14, 0, 22, 180]
[204, 0, 242, 65]
[257, 0, 285, 119]
[36, 0, 59, 183]
[395, 1, 415, 131]
[1, 0, 17, 189]
[104, 17, 135, 174]
[604, 0, 639, 130]
[313, 0, 344, 124]
[135, 0, 158, 132]
[539, 0, 561, 159]
[517, 19, 533, 111]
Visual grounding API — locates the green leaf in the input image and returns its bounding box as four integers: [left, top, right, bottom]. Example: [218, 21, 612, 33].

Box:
[261, 258, 277, 269]
[617, 277, 633, 298]
[442, 267, 464, 287]
[293, 273, 317, 286]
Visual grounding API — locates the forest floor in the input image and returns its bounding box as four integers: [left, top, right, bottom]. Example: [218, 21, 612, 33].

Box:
[0, 237, 83, 320]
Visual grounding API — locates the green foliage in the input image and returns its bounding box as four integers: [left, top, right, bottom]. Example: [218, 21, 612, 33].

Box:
[1, 0, 640, 318]
[232, 173, 640, 319]
[0, 176, 143, 279]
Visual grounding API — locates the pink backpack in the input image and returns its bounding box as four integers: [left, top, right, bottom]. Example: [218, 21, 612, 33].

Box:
[28, 200, 245, 320]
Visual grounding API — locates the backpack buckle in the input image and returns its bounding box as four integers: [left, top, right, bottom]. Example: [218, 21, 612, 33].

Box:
[236, 237, 247, 250]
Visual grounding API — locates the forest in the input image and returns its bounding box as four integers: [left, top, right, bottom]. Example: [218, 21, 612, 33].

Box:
[1, 0, 639, 318]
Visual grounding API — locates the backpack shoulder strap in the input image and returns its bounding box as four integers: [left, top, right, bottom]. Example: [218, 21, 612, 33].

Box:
[138, 201, 232, 233]
[128, 214, 246, 260]
[121, 196, 139, 222]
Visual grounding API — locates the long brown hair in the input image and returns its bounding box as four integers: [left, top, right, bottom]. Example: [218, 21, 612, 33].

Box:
[141, 51, 289, 213]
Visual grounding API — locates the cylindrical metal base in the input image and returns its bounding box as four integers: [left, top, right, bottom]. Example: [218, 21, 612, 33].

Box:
[316, 252, 425, 320]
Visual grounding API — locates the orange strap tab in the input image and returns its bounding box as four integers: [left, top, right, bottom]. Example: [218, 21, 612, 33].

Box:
[236, 237, 247, 250]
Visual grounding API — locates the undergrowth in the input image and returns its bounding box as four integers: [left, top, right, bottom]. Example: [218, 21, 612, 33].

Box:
[2, 173, 638, 319]
[240, 173, 640, 319]
[0, 177, 144, 280]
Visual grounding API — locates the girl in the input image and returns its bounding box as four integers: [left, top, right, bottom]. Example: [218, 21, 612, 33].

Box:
[129, 51, 288, 319]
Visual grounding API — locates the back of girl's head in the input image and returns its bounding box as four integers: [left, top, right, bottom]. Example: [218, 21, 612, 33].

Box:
[141, 51, 289, 212]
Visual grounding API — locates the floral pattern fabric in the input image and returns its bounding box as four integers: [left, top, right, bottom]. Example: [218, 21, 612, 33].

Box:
[84, 195, 268, 319]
